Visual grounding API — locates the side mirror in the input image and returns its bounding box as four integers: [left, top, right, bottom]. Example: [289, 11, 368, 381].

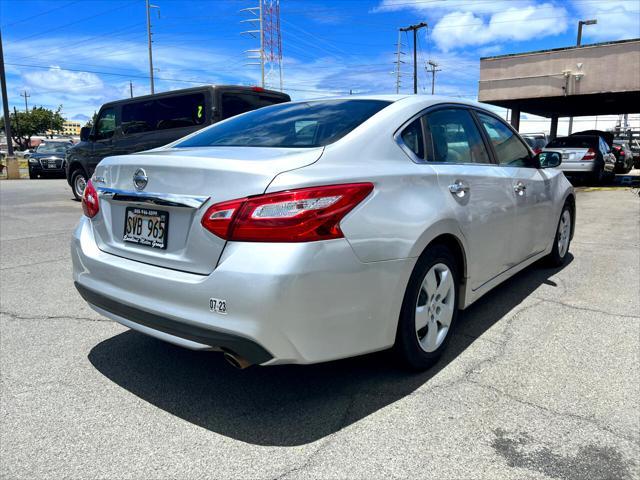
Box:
[80, 127, 92, 142]
[536, 151, 562, 169]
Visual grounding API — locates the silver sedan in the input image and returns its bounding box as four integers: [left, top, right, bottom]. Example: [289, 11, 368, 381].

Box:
[72, 96, 574, 370]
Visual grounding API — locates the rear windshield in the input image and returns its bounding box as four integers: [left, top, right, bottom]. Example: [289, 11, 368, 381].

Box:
[547, 136, 596, 149]
[524, 137, 547, 149]
[175, 99, 391, 148]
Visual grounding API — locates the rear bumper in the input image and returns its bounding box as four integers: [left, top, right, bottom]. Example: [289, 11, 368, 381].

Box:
[71, 216, 412, 365]
[559, 161, 614, 174]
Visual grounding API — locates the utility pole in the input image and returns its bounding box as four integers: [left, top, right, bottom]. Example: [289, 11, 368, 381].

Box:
[569, 18, 597, 134]
[426, 60, 441, 95]
[399, 22, 428, 94]
[0, 28, 14, 156]
[394, 30, 406, 94]
[20, 90, 30, 111]
[129, 81, 134, 98]
[146, 0, 160, 94]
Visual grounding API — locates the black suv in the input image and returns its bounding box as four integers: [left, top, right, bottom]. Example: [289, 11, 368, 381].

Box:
[28, 140, 74, 179]
[66, 85, 290, 200]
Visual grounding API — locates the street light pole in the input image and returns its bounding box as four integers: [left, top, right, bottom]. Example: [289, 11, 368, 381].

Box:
[569, 19, 596, 134]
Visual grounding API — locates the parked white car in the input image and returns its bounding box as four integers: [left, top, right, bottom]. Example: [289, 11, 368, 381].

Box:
[72, 96, 574, 370]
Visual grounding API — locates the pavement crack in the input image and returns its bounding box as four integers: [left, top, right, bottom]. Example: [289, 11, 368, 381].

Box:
[532, 297, 640, 319]
[271, 396, 356, 480]
[469, 380, 640, 447]
[0, 257, 68, 271]
[0, 310, 106, 323]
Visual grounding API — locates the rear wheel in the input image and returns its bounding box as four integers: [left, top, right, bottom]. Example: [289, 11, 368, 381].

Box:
[592, 163, 605, 184]
[546, 203, 572, 267]
[395, 245, 459, 370]
[71, 169, 87, 201]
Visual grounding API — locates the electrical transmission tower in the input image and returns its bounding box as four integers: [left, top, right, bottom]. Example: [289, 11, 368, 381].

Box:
[241, 0, 283, 91]
[393, 31, 406, 94]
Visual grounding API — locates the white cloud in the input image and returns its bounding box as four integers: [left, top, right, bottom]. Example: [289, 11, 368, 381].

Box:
[23, 66, 104, 94]
[374, 0, 517, 15]
[572, 0, 640, 42]
[432, 3, 568, 51]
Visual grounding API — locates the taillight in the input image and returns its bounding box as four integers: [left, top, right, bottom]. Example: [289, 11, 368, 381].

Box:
[582, 148, 596, 161]
[201, 183, 374, 242]
[82, 179, 100, 218]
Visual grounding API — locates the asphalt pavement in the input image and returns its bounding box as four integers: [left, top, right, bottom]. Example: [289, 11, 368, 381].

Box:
[1, 178, 639, 480]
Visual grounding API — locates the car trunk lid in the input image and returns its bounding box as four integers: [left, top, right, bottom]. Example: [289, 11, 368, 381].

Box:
[91, 146, 323, 274]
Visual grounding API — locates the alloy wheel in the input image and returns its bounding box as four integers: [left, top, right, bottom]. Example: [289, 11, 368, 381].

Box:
[74, 174, 87, 199]
[557, 209, 571, 258]
[415, 263, 455, 353]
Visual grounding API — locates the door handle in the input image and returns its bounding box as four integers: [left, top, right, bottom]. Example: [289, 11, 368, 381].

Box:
[514, 181, 527, 196]
[448, 180, 470, 198]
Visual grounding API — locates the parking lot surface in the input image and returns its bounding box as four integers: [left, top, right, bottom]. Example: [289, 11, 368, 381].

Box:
[1, 179, 639, 480]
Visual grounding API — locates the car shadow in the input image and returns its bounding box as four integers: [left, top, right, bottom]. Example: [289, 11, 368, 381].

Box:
[88, 255, 573, 446]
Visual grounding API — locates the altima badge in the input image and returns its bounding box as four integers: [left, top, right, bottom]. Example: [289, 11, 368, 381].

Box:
[133, 168, 148, 191]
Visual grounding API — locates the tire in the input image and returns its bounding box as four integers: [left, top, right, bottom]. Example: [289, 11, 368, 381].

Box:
[546, 203, 572, 267]
[591, 163, 605, 185]
[71, 169, 87, 201]
[395, 244, 459, 370]
[29, 170, 37, 180]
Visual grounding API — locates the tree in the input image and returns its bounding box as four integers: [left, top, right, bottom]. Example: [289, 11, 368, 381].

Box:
[84, 111, 98, 128]
[0, 106, 64, 150]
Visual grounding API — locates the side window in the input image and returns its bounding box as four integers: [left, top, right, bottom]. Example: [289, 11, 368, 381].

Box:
[122, 100, 154, 135]
[155, 93, 206, 130]
[425, 108, 490, 164]
[95, 107, 116, 140]
[476, 112, 533, 167]
[400, 119, 425, 160]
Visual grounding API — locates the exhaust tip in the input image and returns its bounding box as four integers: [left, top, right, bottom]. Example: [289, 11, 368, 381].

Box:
[223, 351, 252, 370]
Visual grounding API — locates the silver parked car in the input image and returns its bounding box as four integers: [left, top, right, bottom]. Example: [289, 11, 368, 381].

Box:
[72, 96, 574, 370]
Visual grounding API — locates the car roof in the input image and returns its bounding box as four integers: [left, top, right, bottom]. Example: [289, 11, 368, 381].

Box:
[284, 94, 492, 112]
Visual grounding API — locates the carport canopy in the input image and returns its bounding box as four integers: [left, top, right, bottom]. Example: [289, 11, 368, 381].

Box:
[478, 39, 640, 135]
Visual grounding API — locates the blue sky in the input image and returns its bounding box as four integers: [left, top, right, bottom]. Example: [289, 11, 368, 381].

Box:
[1, 0, 639, 130]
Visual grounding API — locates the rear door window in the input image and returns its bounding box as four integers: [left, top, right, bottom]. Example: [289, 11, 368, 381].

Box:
[121, 93, 206, 135]
[122, 100, 155, 134]
[155, 93, 206, 130]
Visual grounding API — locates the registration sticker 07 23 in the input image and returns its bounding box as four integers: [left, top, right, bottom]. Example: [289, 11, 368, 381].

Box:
[209, 298, 227, 315]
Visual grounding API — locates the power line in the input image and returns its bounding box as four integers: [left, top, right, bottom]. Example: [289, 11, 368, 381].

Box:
[1, 0, 83, 29]
[9, 1, 139, 43]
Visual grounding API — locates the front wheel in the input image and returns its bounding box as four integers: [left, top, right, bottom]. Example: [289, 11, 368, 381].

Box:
[395, 245, 459, 370]
[546, 204, 572, 267]
[71, 169, 87, 201]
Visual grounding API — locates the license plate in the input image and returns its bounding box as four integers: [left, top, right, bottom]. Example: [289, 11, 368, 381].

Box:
[123, 207, 168, 249]
[47, 161, 57, 168]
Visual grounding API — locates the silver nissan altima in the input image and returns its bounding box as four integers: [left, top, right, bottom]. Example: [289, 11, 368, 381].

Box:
[72, 95, 574, 370]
